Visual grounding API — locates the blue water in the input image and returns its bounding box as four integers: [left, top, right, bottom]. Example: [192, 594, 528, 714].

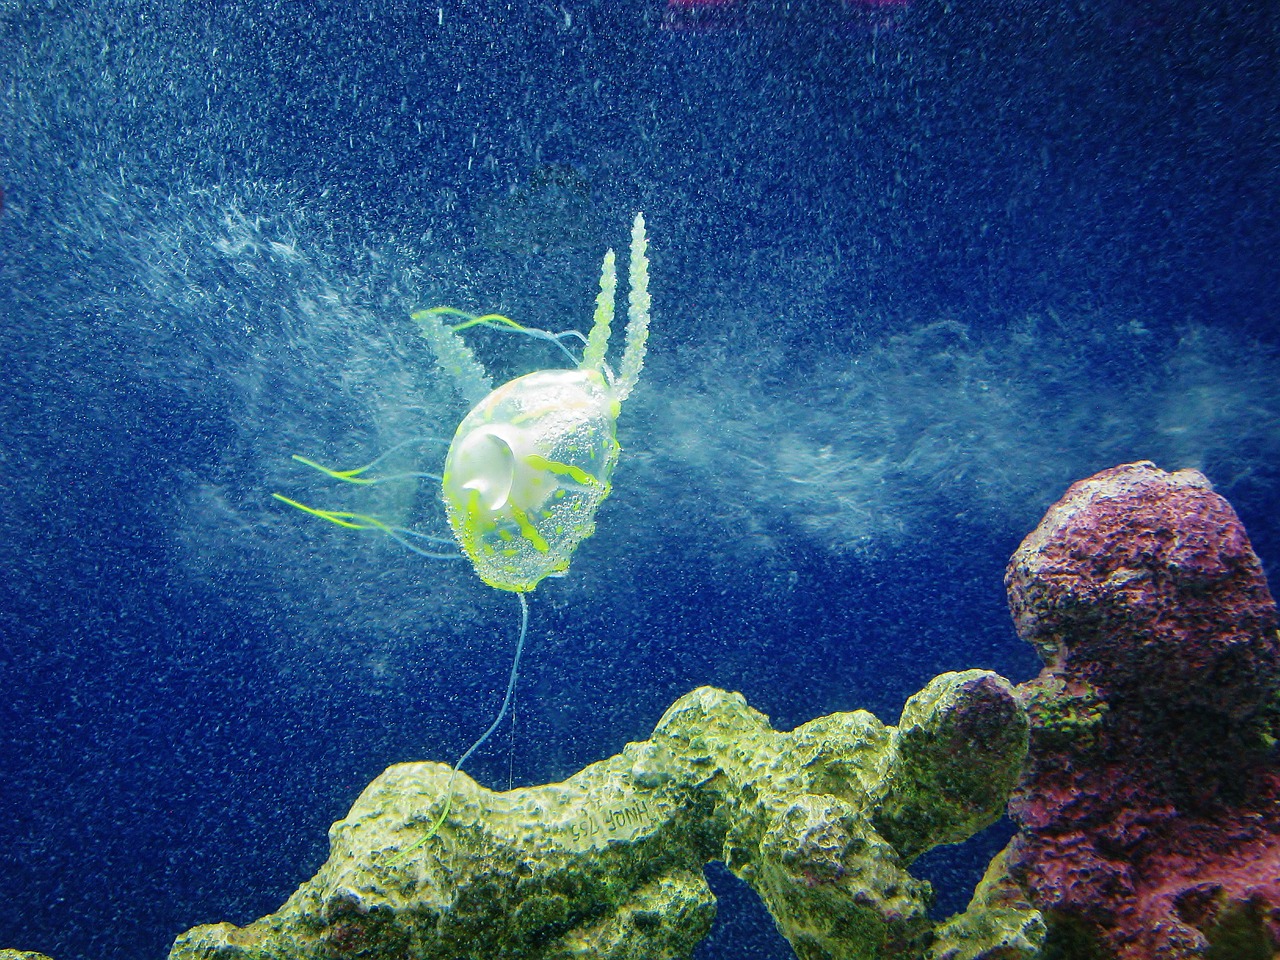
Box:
[1, 1, 1277, 958]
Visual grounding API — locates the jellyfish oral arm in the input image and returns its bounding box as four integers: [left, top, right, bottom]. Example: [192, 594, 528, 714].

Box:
[412, 307, 494, 405]
[580, 248, 616, 375]
[614, 212, 650, 402]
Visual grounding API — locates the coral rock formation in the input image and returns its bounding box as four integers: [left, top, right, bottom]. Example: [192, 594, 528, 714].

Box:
[998, 461, 1280, 959]
[170, 672, 1029, 960]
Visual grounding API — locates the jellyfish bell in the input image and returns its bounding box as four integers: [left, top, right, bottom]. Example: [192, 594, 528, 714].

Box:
[443, 367, 621, 594]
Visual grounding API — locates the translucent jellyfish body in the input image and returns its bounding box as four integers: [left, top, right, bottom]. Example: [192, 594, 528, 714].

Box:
[424, 210, 650, 592]
[274, 213, 652, 858]
[443, 369, 621, 592]
[275, 211, 650, 576]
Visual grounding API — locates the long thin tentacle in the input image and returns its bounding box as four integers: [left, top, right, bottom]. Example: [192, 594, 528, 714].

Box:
[291, 437, 448, 485]
[388, 591, 529, 864]
[271, 494, 461, 560]
[420, 306, 586, 367]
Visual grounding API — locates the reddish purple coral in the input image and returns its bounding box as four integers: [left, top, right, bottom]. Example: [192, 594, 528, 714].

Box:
[1002, 461, 1280, 959]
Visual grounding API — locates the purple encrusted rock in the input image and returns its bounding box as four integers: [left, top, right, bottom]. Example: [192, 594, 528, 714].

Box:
[1001, 461, 1280, 959]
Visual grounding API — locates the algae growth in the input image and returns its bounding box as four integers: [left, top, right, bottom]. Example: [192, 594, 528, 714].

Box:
[168, 671, 1035, 960]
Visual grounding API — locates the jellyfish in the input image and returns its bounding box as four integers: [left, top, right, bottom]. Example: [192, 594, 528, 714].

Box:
[275, 213, 651, 857]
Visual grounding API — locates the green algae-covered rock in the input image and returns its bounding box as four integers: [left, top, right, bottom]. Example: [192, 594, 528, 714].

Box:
[170, 672, 1030, 960]
[877, 671, 1031, 861]
[927, 843, 1047, 960]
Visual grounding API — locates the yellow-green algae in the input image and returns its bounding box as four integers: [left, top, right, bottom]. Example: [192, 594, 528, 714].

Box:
[168, 671, 1039, 960]
[927, 843, 1049, 960]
